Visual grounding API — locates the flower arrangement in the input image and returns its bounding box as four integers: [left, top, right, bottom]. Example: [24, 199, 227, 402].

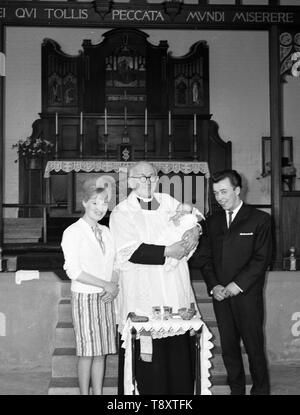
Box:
[12, 137, 54, 163]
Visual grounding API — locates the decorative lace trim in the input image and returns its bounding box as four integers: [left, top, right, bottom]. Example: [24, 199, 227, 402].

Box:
[114, 242, 141, 271]
[121, 318, 214, 395]
[44, 160, 210, 178]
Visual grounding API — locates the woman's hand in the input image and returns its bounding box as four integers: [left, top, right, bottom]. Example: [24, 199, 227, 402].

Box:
[101, 281, 119, 302]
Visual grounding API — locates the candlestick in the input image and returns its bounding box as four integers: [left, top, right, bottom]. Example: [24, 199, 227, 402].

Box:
[104, 107, 108, 135]
[168, 110, 171, 135]
[80, 112, 83, 135]
[144, 126, 148, 160]
[193, 134, 198, 161]
[145, 107, 148, 135]
[55, 112, 58, 135]
[124, 105, 127, 126]
[104, 133, 108, 159]
[144, 138, 148, 159]
[80, 134, 83, 158]
[55, 134, 58, 160]
[193, 113, 197, 135]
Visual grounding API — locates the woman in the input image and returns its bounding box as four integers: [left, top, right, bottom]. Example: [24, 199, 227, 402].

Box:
[61, 177, 119, 395]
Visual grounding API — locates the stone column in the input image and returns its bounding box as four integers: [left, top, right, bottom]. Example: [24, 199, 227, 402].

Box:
[0, 23, 5, 249]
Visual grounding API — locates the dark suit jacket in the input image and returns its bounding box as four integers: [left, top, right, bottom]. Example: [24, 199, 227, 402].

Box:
[199, 203, 272, 295]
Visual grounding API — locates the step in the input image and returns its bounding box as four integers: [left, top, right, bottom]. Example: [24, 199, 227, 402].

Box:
[3, 218, 43, 225]
[48, 376, 117, 395]
[57, 299, 215, 323]
[5, 237, 42, 243]
[3, 256, 17, 272]
[55, 322, 75, 348]
[60, 281, 71, 298]
[16, 253, 64, 270]
[3, 218, 43, 244]
[58, 299, 72, 322]
[206, 324, 221, 347]
[192, 280, 208, 298]
[52, 348, 118, 378]
[54, 321, 221, 355]
[210, 374, 252, 395]
[205, 320, 247, 350]
[54, 303, 224, 349]
[210, 346, 249, 376]
[197, 300, 215, 320]
[48, 375, 252, 396]
[51, 344, 248, 379]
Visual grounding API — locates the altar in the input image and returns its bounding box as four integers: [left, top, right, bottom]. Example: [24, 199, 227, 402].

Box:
[121, 316, 213, 395]
[44, 160, 211, 217]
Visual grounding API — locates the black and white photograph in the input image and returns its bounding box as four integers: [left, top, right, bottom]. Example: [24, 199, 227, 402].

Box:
[0, 0, 300, 402]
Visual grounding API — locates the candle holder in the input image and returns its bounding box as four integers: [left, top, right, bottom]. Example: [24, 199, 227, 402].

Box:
[103, 133, 109, 159]
[144, 133, 148, 160]
[168, 134, 172, 160]
[193, 133, 198, 161]
[55, 133, 59, 160]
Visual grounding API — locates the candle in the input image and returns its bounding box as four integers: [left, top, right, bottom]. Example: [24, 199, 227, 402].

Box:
[80, 112, 83, 135]
[104, 107, 107, 135]
[168, 110, 171, 135]
[145, 107, 148, 135]
[193, 113, 197, 135]
[55, 112, 58, 135]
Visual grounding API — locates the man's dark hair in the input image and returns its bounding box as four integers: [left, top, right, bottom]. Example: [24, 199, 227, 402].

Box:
[212, 169, 242, 189]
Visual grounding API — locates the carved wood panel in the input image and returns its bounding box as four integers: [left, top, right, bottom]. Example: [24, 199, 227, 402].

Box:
[168, 41, 209, 114]
[42, 39, 83, 113]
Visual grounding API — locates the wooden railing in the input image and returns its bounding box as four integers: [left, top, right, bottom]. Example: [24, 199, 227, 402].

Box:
[2, 203, 67, 244]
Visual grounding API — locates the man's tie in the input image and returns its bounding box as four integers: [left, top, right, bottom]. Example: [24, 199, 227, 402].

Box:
[228, 210, 233, 228]
[92, 225, 105, 254]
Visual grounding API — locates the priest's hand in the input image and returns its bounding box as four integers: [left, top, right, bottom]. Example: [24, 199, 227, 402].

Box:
[182, 225, 201, 253]
[164, 241, 187, 260]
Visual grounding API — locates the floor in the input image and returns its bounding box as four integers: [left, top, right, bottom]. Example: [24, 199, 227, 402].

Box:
[0, 364, 299, 395]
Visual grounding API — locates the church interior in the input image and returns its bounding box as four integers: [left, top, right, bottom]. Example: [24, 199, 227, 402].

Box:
[0, 0, 300, 396]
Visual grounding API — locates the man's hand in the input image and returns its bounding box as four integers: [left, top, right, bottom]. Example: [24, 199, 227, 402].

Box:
[223, 282, 242, 297]
[164, 241, 187, 260]
[181, 226, 201, 253]
[212, 285, 227, 301]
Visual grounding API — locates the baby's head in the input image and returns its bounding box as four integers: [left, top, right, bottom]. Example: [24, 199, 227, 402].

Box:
[177, 203, 193, 214]
[177, 203, 206, 221]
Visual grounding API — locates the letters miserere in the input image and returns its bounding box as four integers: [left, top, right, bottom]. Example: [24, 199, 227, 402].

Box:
[0, 6, 296, 25]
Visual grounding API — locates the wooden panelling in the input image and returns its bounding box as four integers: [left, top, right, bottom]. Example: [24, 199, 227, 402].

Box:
[282, 193, 300, 257]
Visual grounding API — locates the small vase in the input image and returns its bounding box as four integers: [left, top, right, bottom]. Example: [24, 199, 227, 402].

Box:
[26, 157, 42, 170]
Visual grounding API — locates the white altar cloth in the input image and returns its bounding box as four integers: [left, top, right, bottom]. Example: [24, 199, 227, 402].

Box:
[121, 316, 213, 395]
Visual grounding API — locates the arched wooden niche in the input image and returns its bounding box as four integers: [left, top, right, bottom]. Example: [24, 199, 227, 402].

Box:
[42, 28, 209, 116]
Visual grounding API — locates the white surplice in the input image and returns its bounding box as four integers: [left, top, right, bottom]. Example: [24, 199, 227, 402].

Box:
[109, 191, 199, 332]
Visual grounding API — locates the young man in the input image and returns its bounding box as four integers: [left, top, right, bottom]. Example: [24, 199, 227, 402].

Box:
[109, 161, 200, 394]
[198, 169, 272, 395]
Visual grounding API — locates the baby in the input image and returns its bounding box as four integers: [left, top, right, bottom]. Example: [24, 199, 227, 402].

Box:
[164, 203, 205, 271]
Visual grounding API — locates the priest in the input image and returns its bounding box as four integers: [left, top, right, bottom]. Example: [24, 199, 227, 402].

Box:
[109, 161, 200, 395]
